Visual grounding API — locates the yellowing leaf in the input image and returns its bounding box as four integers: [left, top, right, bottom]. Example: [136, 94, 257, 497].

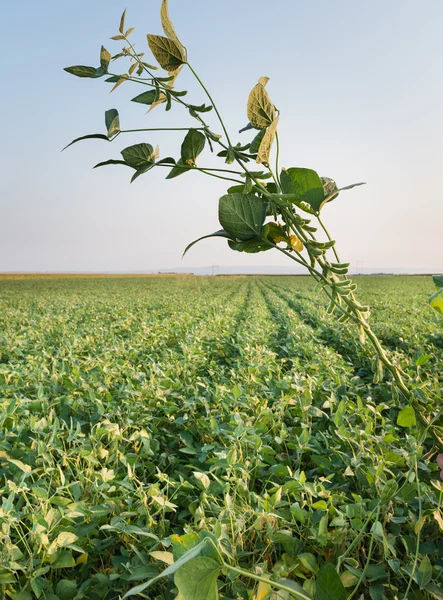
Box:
[256, 580, 271, 600]
[263, 222, 289, 245]
[257, 115, 279, 166]
[429, 288, 443, 315]
[434, 509, 443, 531]
[76, 552, 88, 565]
[150, 550, 174, 565]
[247, 81, 276, 129]
[160, 0, 184, 52]
[258, 76, 270, 87]
[147, 34, 186, 72]
[290, 234, 303, 252]
[119, 9, 126, 34]
[55, 532, 78, 547]
[148, 92, 168, 112]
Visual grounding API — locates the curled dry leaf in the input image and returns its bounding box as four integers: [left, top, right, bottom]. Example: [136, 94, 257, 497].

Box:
[290, 234, 303, 252]
[247, 79, 276, 129]
[257, 115, 279, 166]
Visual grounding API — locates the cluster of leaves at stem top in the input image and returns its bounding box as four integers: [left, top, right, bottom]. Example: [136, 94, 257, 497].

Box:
[63, 1, 365, 263]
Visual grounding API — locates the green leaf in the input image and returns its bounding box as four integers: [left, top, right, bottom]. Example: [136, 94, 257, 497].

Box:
[380, 479, 398, 503]
[275, 579, 312, 600]
[100, 46, 111, 72]
[316, 563, 347, 600]
[122, 539, 211, 598]
[130, 164, 155, 183]
[416, 556, 433, 589]
[147, 34, 186, 72]
[50, 550, 76, 569]
[10, 593, 33, 600]
[250, 129, 266, 154]
[397, 405, 416, 428]
[175, 557, 220, 600]
[56, 579, 77, 600]
[429, 288, 443, 314]
[247, 80, 276, 129]
[64, 65, 104, 78]
[183, 230, 234, 258]
[280, 167, 325, 214]
[433, 275, 443, 289]
[228, 238, 272, 253]
[62, 133, 111, 151]
[166, 158, 191, 179]
[426, 582, 443, 599]
[131, 90, 160, 105]
[105, 108, 120, 138]
[181, 129, 206, 166]
[94, 159, 129, 169]
[121, 143, 155, 169]
[219, 193, 267, 240]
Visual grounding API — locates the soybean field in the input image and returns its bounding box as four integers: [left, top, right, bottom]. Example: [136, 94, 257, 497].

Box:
[0, 275, 442, 600]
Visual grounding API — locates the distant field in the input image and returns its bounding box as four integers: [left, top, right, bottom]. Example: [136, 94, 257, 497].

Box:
[0, 275, 442, 599]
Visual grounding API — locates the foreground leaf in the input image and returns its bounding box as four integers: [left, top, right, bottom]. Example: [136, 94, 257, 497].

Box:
[147, 34, 186, 71]
[166, 158, 191, 179]
[257, 116, 279, 166]
[247, 80, 276, 129]
[174, 557, 220, 600]
[181, 129, 206, 166]
[397, 405, 416, 428]
[433, 275, 443, 289]
[416, 556, 433, 589]
[183, 230, 234, 257]
[62, 133, 110, 151]
[219, 193, 267, 240]
[105, 109, 120, 138]
[122, 539, 210, 598]
[262, 222, 289, 245]
[160, 0, 184, 53]
[100, 46, 111, 72]
[280, 167, 325, 214]
[250, 129, 266, 154]
[94, 159, 129, 169]
[275, 578, 312, 600]
[318, 180, 366, 211]
[64, 65, 104, 78]
[316, 563, 347, 600]
[121, 143, 155, 169]
[429, 288, 443, 315]
[228, 238, 272, 253]
[131, 90, 160, 105]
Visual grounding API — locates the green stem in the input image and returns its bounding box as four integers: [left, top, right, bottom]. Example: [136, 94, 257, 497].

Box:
[336, 505, 379, 570]
[224, 564, 312, 600]
[153, 163, 244, 185]
[317, 213, 340, 264]
[275, 131, 281, 187]
[348, 505, 381, 600]
[198, 169, 244, 185]
[187, 63, 232, 146]
[120, 127, 205, 133]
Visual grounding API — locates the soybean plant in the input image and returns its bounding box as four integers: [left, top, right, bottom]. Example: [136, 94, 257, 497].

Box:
[64, 1, 442, 446]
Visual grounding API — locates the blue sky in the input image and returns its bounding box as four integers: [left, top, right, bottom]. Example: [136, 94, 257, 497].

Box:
[1, 0, 442, 272]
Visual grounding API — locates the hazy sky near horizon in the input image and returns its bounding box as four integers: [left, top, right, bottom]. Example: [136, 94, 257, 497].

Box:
[1, 0, 442, 272]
